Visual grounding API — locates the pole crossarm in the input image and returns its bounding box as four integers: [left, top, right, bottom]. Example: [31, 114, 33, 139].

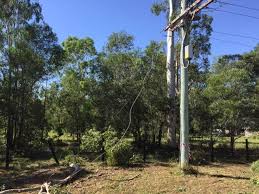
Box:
[164, 0, 214, 31]
[191, 0, 214, 15]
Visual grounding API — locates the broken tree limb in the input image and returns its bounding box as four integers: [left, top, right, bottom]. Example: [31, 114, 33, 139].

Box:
[53, 163, 82, 186]
[38, 182, 50, 194]
[0, 164, 82, 194]
[0, 186, 41, 194]
[38, 164, 82, 193]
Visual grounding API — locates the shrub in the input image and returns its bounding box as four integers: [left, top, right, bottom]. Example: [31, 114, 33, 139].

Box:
[103, 129, 119, 150]
[251, 160, 259, 173]
[105, 140, 133, 166]
[80, 129, 102, 152]
[63, 154, 86, 166]
[191, 149, 206, 163]
[80, 127, 133, 166]
[12, 158, 30, 170]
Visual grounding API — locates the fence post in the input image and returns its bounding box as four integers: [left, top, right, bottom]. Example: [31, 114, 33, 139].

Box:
[246, 139, 249, 161]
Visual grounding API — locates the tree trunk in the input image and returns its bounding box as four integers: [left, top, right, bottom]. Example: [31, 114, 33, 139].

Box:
[6, 24, 13, 169]
[167, 0, 177, 148]
[143, 130, 147, 163]
[47, 139, 59, 165]
[230, 129, 235, 156]
[210, 131, 214, 162]
[176, 53, 180, 92]
[152, 130, 156, 145]
[5, 117, 13, 169]
[157, 122, 164, 147]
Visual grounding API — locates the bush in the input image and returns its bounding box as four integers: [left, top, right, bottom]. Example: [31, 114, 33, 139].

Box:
[105, 140, 133, 166]
[103, 129, 118, 149]
[63, 154, 86, 166]
[12, 158, 30, 170]
[80, 127, 133, 166]
[80, 129, 102, 152]
[191, 149, 206, 163]
[251, 160, 259, 173]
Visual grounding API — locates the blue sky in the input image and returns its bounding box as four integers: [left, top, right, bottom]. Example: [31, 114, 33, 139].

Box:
[40, 0, 259, 62]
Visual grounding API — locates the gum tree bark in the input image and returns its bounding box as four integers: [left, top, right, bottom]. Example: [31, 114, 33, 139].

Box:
[167, 0, 177, 148]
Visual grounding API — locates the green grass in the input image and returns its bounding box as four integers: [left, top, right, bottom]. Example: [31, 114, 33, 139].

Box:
[191, 134, 259, 148]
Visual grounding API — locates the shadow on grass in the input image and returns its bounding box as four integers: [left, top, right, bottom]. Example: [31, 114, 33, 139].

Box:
[0, 164, 91, 190]
[198, 172, 250, 180]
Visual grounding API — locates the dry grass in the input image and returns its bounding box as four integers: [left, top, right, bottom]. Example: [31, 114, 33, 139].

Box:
[1, 160, 257, 194]
[65, 162, 258, 194]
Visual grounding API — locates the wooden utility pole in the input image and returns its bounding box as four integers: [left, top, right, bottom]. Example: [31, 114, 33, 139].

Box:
[167, 0, 177, 148]
[165, 0, 214, 170]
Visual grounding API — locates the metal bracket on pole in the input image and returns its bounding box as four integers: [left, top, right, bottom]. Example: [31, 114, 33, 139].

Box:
[164, 0, 215, 32]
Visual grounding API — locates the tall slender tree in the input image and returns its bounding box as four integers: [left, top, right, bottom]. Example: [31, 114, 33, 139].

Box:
[0, 0, 63, 168]
[151, 0, 177, 148]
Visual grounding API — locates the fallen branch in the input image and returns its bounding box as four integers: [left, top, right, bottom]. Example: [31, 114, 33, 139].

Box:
[0, 164, 82, 194]
[38, 163, 82, 194]
[106, 174, 141, 182]
[0, 186, 41, 194]
[53, 163, 82, 186]
[38, 182, 50, 194]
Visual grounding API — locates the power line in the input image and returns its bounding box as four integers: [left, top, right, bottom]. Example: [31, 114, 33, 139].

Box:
[213, 31, 259, 41]
[211, 37, 255, 48]
[216, 0, 259, 12]
[207, 7, 259, 20]
[91, 55, 155, 163]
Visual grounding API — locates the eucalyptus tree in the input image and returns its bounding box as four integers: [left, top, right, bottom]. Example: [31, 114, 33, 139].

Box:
[0, 0, 63, 168]
[47, 36, 97, 142]
[151, 0, 178, 148]
[141, 41, 168, 146]
[94, 32, 142, 134]
[205, 56, 256, 155]
[151, 0, 213, 147]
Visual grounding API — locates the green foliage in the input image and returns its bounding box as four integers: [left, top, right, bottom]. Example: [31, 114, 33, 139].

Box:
[63, 154, 86, 166]
[251, 160, 259, 173]
[106, 31, 134, 53]
[80, 129, 102, 152]
[0, 0, 257, 171]
[48, 130, 60, 140]
[12, 158, 30, 170]
[251, 160, 259, 185]
[80, 127, 133, 166]
[130, 153, 143, 163]
[103, 128, 119, 148]
[151, 1, 168, 16]
[106, 140, 133, 166]
[205, 63, 255, 131]
[50, 186, 71, 194]
[191, 14, 213, 70]
[191, 149, 206, 164]
[0, 0, 65, 167]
